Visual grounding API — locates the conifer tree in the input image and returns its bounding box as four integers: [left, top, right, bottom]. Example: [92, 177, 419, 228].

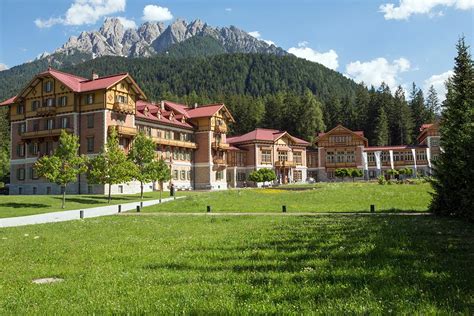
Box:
[430, 37, 474, 220]
[392, 86, 414, 145]
[409, 83, 427, 136]
[425, 85, 440, 119]
[374, 107, 390, 146]
[88, 128, 135, 202]
[295, 90, 326, 141]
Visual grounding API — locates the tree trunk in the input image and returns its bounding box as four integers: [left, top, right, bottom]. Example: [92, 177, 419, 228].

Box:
[159, 181, 162, 202]
[108, 183, 112, 203]
[62, 184, 66, 209]
[140, 181, 144, 199]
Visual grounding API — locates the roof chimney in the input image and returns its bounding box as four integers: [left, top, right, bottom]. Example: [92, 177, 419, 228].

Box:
[92, 71, 99, 80]
[194, 102, 198, 109]
[160, 101, 165, 110]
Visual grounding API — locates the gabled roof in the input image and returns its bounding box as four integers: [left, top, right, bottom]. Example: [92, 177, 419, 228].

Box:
[0, 95, 17, 106]
[227, 128, 309, 146]
[316, 124, 368, 144]
[135, 100, 193, 129]
[186, 103, 235, 122]
[14, 68, 146, 100]
[163, 101, 190, 117]
[417, 122, 439, 143]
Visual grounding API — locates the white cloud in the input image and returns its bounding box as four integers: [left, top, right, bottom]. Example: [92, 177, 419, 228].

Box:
[248, 31, 276, 47]
[142, 4, 173, 22]
[380, 0, 474, 20]
[0, 63, 8, 71]
[117, 16, 137, 29]
[423, 70, 454, 101]
[288, 43, 339, 70]
[344, 57, 411, 91]
[225, 8, 232, 12]
[35, 0, 126, 28]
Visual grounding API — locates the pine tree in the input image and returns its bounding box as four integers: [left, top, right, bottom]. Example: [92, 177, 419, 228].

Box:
[295, 90, 326, 141]
[409, 83, 427, 137]
[353, 84, 370, 131]
[34, 130, 87, 208]
[88, 128, 135, 202]
[262, 93, 285, 129]
[374, 107, 390, 146]
[392, 86, 414, 145]
[430, 37, 474, 220]
[425, 85, 440, 120]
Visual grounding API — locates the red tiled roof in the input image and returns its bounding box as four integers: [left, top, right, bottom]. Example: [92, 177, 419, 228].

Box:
[420, 123, 433, 131]
[79, 73, 129, 92]
[228, 145, 247, 151]
[38, 68, 86, 91]
[0, 95, 17, 106]
[164, 101, 189, 116]
[227, 128, 309, 145]
[186, 104, 224, 119]
[135, 100, 193, 129]
[354, 131, 364, 136]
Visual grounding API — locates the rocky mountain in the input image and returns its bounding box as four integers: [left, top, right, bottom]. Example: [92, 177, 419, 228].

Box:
[51, 17, 287, 60]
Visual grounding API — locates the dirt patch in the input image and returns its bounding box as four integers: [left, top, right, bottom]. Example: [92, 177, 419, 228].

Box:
[32, 277, 64, 284]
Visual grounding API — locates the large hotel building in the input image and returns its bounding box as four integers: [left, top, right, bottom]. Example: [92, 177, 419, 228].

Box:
[1, 69, 440, 194]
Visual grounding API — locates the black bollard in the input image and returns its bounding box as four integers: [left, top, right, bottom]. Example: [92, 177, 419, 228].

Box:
[80, 210, 84, 219]
[136, 205, 141, 213]
[282, 205, 287, 213]
[118, 205, 122, 213]
[207, 205, 211, 213]
[370, 204, 375, 213]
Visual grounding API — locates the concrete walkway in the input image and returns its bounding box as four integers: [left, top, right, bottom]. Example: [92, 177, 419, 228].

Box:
[0, 197, 183, 228]
[121, 212, 433, 217]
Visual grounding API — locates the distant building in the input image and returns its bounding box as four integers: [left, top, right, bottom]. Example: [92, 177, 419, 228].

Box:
[0, 68, 440, 194]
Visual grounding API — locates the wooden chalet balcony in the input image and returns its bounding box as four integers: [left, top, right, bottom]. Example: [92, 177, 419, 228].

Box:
[36, 106, 56, 117]
[21, 128, 73, 140]
[212, 142, 230, 151]
[214, 125, 228, 133]
[213, 157, 226, 166]
[113, 102, 134, 114]
[152, 137, 198, 149]
[109, 125, 138, 137]
[275, 160, 297, 168]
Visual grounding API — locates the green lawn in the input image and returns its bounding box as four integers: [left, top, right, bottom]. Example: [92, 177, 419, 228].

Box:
[0, 190, 187, 218]
[0, 215, 472, 314]
[144, 182, 432, 213]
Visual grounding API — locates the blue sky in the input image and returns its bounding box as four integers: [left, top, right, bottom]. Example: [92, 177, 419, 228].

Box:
[0, 0, 473, 99]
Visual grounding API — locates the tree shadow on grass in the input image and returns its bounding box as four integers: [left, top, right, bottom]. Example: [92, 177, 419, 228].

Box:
[52, 195, 132, 205]
[0, 202, 50, 209]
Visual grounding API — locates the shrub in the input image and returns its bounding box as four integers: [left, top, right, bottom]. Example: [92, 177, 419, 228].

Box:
[377, 175, 387, 185]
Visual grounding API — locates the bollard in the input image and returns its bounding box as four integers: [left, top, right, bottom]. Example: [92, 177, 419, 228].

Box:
[80, 210, 84, 219]
[282, 205, 287, 213]
[370, 204, 375, 213]
[118, 205, 122, 213]
[207, 205, 211, 213]
[136, 205, 141, 213]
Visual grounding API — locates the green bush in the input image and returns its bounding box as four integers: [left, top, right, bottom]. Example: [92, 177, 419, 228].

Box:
[377, 175, 387, 185]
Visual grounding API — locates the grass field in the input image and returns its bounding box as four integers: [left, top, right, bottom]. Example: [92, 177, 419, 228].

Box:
[144, 182, 432, 213]
[0, 190, 188, 218]
[0, 215, 472, 314]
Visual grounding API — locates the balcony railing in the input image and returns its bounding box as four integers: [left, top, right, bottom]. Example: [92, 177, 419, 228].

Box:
[212, 142, 230, 151]
[214, 125, 228, 134]
[21, 128, 73, 140]
[36, 106, 56, 117]
[109, 125, 138, 137]
[275, 160, 297, 168]
[113, 102, 134, 114]
[152, 137, 198, 149]
[213, 158, 226, 165]
[325, 162, 357, 168]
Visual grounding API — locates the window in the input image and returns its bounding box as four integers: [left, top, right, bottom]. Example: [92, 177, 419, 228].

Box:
[31, 100, 40, 111]
[173, 148, 179, 160]
[416, 150, 427, 161]
[18, 123, 26, 135]
[29, 142, 39, 155]
[367, 152, 375, 162]
[237, 172, 247, 181]
[18, 187, 23, 195]
[180, 170, 186, 180]
[165, 147, 171, 159]
[327, 171, 335, 179]
[278, 151, 288, 162]
[179, 149, 185, 161]
[173, 170, 179, 180]
[46, 98, 55, 107]
[17, 168, 25, 180]
[33, 187, 37, 195]
[87, 114, 94, 128]
[346, 151, 355, 163]
[330, 135, 351, 143]
[187, 171, 191, 180]
[46, 118, 54, 130]
[86, 94, 94, 104]
[17, 103, 24, 114]
[33, 121, 39, 132]
[216, 171, 224, 181]
[261, 150, 271, 164]
[17, 144, 25, 157]
[326, 151, 335, 163]
[45, 141, 53, 155]
[44, 81, 53, 93]
[31, 167, 39, 180]
[87, 137, 94, 153]
[165, 130, 172, 139]
[57, 96, 67, 106]
[293, 170, 302, 182]
[336, 151, 345, 163]
[117, 95, 127, 103]
[61, 117, 69, 129]
[293, 152, 302, 165]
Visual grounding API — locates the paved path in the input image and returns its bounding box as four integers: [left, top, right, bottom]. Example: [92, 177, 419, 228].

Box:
[0, 197, 183, 228]
[121, 212, 433, 217]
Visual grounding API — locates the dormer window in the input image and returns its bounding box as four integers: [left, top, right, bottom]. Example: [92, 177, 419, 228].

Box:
[86, 94, 94, 105]
[157, 110, 162, 119]
[169, 112, 174, 121]
[44, 81, 53, 93]
[117, 95, 127, 103]
[144, 106, 150, 116]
